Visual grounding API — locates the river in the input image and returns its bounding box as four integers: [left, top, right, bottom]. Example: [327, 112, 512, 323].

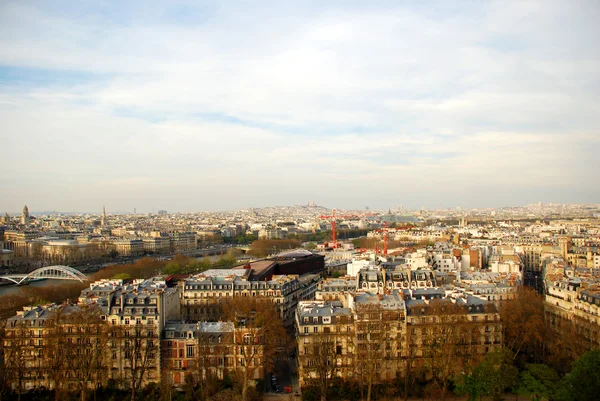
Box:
[0, 278, 87, 297]
[0, 253, 239, 298]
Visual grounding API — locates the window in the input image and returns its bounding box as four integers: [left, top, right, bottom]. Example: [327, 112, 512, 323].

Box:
[186, 345, 194, 358]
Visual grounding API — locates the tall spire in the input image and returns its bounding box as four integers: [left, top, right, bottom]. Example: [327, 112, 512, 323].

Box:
[101, 205, 106, 226]
[21, 205, 30, 225]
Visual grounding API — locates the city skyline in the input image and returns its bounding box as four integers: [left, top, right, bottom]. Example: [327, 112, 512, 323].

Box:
[2, 201, 600, 217]
[2, 0, 599, 213]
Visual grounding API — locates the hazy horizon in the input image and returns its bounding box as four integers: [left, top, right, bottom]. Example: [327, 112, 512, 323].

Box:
[2, 1, 599, 213]
[3, 201, 599, 216]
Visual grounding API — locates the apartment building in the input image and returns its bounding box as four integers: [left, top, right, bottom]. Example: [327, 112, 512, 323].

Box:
[81, 278, 180, 388]
[295, 300, 355, 387]
[295, 292, 501, 388]
[3, 303, 109, 393]
[142, 236, 171, 254]
[162, 321, 235, 386]
[182, 269, 313, 326]
[161, 321, 266, 388]
[169, 232, 196, 251]
[113, 239, 144, 257]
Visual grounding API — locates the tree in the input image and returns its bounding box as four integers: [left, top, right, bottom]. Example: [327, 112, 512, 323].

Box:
[545, 308, 589, 373]
[499, 287, 548, 361]
[163, 262, 182, 275]
[62, 305, 110, 401]
[29, 242, 44, 267]
[190, 329, 230, 401]
[247, 239, 301, 258]
[354, 302, 387, 401]
[2, 318, 29, 401]
[557, 349, 600, 401]
[222, 298, 287, 401]
[417, 299, 480, 401]
[45, 307, 70, 401]
[518, 363, 560, 401]
[307, 325, 343, 401]
[0, 319, 14, 401]
[454, 368, 487, 401]
[117, 324, 159, 401]
[475, 348, 518, 401]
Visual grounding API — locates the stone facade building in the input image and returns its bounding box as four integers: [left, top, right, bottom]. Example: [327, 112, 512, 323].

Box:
[295, 292, 502, 388]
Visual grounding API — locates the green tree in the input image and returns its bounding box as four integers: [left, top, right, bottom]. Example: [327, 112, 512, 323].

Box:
[518, 363, 560, 401]
[454, 369, 486, 401]
[473, 348, 518, 401]
[112, 273, 132, 280]
[162, 262, 182, 275]
[556, 349, 600, 401]
[304, 242, 317, 250]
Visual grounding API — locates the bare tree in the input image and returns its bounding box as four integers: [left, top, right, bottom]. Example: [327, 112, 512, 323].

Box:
[189, 330, 230, 401]
[62, 305, 110, 401]
[412, 300, 479, 401]
[2, 319, 29, 401]
[307, 326, 341, 401]
[45, 308, 70, 401]
[0, 319, 11, 401]
[354, 302, 387, 401]
[116, 324, 159, 401]
[499, 286, 547, 360]
[222, 297, 287, 401]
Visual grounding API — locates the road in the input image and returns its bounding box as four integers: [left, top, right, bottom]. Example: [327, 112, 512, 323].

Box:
[267, 354, 301, 398]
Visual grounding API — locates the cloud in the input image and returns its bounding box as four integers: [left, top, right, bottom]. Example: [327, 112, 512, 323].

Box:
[0, 0, 598, 212]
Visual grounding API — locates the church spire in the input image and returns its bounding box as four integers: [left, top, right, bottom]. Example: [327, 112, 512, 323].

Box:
[21, 205, 30, 225]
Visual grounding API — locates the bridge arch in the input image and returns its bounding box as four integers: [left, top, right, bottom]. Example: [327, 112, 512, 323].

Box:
[0, 265, 88, 285]
[0, 276, 22, 285]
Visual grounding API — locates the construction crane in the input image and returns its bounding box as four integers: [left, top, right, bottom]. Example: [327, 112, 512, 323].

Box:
[319, 209, 378, 249]
[374, 222, 390, 256]
[375, 222, 413, 255]
[319, 209, 339, 248]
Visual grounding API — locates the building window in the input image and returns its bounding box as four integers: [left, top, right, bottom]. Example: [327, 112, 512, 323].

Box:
[186, 345, 194, 358]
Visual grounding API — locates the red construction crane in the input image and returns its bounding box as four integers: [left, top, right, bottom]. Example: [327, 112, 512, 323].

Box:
[375, 222, 389, 256]
[319, 210, 377, 249]
[374, 223, 413, 255]
[319, 209, 339, 248]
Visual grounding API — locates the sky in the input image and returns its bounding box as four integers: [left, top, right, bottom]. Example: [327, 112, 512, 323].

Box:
[1, 0, 599, 213]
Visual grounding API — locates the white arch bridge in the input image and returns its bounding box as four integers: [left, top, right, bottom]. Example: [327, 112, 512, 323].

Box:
[0, 266, 88, 285]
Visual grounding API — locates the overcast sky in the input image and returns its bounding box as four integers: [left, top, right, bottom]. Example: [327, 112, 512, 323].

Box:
[1, 0, 599, 213]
